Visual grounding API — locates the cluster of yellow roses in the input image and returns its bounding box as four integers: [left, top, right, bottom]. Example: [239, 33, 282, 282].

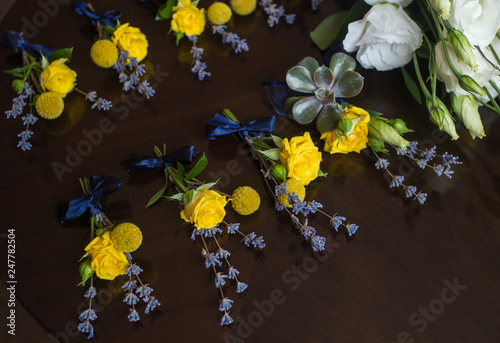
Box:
[83, 222, 143, 280]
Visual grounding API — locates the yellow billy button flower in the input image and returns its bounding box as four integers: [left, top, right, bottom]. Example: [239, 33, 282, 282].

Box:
[111, 222, 143, 253]
[277, 178, 305, 208]
[180, 188, 228, 229]
[231, 186, 260, 215]
[279, 132, 322, 186]
[40, 58, 77, 97]
[90, 39, 119, 68]
[321, 106, 370, 154]
[35, 92, 64, 119]
[207, 2, 232, 25]
[112, 23, 149, 63]
[84, 231, 129, 280]
[171, 0, 206, 36]
[230, 0, 257, 16]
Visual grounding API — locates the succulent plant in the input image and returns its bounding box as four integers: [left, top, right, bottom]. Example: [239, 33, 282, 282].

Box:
[285, 53, 364, 133]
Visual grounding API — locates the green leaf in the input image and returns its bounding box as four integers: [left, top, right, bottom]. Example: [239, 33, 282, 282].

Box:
[297, 56, 320, 76]
[185, 153, 208, 180]
[401, 67, 422, 105]
[316, 104, 343, 133]
[332, 70, 364, 98]
[292, 96, 322, 124]
[47, 48, 73, 62]
[146, 168, 169, 207]
[286, 65, 317, 93]
[318, 169, 328, 177]
[271, 135, 283, 149]
[4, 65, 30, 75]
[41, 54, 49, 69]
[196, 181, 218, 190]
[182, 189, 196, 206]
[310, 11, 349, 50]
[177, 161, 186, 179]
[257, 148, 281, 161]
[329, 52, 356, 81]
[156, 0, 177, 20]
[175, 31, 185, 45]
[366, 109, 384, 118]
[167, 192, 184, 202]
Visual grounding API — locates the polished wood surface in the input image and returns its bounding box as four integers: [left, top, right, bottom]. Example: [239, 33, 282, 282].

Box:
[1, 1, 500, 342]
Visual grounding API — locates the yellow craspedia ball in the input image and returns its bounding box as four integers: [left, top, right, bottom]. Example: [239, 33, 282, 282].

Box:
[230, 0, 257, 16]
[277, 178, 306, 208]
[111, 222, 143, 253]
[207, 2, 232, 25]
[232, 186, 261, 215]
[35, 92, 64, 119]
[90, 39, 119, 68]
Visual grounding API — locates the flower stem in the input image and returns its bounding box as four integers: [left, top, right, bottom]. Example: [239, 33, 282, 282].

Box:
[223, 108, 239, 122]
[165, 166, 189, 193]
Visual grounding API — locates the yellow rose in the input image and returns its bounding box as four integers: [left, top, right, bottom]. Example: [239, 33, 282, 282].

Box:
[321, 106, 370, 154]
[171, 0, 206, 36]
[112, 23, 149, 63]
[84, 231, 129, 280]
[279, 132, 322, 186]
[180, 188, 228, 229]
[40, 58, 76, 98]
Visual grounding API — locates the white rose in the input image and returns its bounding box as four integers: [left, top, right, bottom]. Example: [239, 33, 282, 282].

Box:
[435, 40, 497, 96]
[364, 0, 413, 7]
[448, 0, 500, 46]
[343, 4, 423, 71]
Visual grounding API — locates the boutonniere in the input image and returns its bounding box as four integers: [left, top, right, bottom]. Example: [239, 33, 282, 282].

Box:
[58, 175, 160, 339]
[73, 2, 155, 99]
[206, 109, 359, 252]
[124, 144, 264, 325]
[1, 30, 111, 150]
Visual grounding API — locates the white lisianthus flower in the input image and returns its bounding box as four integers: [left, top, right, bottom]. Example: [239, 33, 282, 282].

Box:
[451, 93, 486, 139]
[364, 0, 413, 7]
[448, 0, 500, 47]
[434, 40, 497, 96]
[343, 4, 423, 71]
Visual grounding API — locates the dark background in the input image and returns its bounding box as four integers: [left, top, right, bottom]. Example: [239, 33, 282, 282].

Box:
[1, 0, 499, 342]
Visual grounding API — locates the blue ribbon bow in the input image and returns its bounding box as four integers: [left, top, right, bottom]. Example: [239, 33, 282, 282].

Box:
[58, 175, 122, 224]
[0, 30, 56, 59]
[206, 114, 276, 140]
[124, 145, 196, 172]
[72, 1, 121, 27]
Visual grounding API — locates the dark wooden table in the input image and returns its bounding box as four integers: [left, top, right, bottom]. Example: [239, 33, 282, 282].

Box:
[1, 1, 500, 342]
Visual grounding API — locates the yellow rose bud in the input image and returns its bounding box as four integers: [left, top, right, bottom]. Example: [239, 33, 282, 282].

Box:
[171, 0, 206, 36]
[180, 188, 228, 229]
[230, 0, 257, 16]
[279, 132, 322, 186]
[112, 23, 149, 63]
[451, 92, 485, 139]
[321, 106, 370, 154]
[84, 231, 129, 280]
[271, 164, 287, 182]
[35, 92, 64, 119]
[207, 2, 232, 25]
[368, 117, 410, 149]
[40, 58, 76, 98]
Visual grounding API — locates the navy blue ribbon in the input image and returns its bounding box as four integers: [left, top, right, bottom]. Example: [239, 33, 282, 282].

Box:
[58, 175, 122, 224]
[206, 114, 276, 140]
[72, 1, 121, 27]
[0, 30, 56, 59]
[124, 145, 196, 172]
